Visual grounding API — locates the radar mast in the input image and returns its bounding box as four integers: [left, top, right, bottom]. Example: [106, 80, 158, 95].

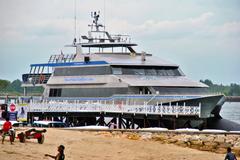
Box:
[88, 11, 105, 31]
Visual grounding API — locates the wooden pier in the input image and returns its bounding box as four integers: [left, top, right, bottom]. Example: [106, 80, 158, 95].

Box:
[26, 100, 202, 129]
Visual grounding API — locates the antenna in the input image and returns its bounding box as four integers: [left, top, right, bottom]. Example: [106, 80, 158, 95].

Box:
[104, 0, 106, 31]
[74, 0, 77, 43]
[88, 11, 104, 32]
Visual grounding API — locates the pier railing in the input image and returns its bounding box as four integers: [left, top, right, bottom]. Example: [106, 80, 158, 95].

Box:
[29, 101, 201, 117]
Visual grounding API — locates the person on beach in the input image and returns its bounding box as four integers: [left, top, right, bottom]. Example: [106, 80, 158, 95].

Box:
[45, 145, 65, 160]
[1, 117, 13, 144]
[109, 121, 117, 129]
[224, 147, 237, 160]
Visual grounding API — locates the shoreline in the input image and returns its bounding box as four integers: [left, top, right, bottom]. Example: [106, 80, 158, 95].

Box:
[63, 127, 240, 135]
[1, 128, 239, 160]
[67, 128, 240, 156]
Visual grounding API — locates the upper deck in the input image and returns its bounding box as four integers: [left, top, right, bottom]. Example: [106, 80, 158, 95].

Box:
[21, 11, 207, 90]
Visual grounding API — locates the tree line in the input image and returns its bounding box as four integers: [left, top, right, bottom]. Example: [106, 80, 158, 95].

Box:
[0, 78, 239, 96]
[200, 79, 240, 96]
[0, 79, 43, 96]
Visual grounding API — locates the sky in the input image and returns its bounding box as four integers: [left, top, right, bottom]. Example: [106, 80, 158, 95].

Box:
[0, 0, 240, 84]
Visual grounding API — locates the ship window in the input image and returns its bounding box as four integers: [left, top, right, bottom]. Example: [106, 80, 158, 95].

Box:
[157, 69, 181, 76]
[111, 66, 182, 76]
[49, 89, 62, 97]
[145, 69, 157, 75]
[112, 67, 122, 75]
[133, 69, 144, 75]
[122, 68, 134, 74]
[177, 68, 185, 76]
[166, 69, 174, 76]
[54, 66, 111, 76]
[157, 69, 165, 76]
[61, 88, 128, 97]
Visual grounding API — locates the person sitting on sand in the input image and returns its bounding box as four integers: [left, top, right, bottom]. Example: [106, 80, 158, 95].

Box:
[1, 117, 13, 144]
[45, 145, 65, 160]
[224, 147, 237, 160]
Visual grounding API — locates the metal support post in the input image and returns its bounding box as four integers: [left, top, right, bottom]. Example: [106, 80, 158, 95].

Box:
[131, 114, 135, 129]
[158, 115, 161, 127]
[118, 114, 122, 129]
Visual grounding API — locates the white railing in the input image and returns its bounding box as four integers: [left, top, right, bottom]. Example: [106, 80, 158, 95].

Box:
[29, 101, 201, 117]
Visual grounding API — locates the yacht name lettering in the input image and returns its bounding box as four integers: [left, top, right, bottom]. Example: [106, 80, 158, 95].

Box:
[64, 77, 94, 82]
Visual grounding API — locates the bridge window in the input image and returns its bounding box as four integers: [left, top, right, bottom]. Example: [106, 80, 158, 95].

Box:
[111, 66, 182, 76]
[49, 89, 62, 97]
[54, 66, 111, 76]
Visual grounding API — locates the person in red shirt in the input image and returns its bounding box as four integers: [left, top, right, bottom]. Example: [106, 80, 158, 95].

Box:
[1, 117, 13, 144]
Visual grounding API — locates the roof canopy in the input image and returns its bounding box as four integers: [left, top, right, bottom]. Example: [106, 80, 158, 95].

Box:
[79, 42, 137, 48]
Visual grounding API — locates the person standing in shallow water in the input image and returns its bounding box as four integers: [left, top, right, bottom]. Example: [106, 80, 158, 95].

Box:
[224, 147, 237, 160]
[45, 145, 65, 160]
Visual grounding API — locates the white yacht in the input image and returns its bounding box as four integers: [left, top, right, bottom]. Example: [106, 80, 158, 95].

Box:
[22, 12, 225, 129]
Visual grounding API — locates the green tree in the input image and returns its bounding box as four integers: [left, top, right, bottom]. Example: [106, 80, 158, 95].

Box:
[9, 79, 23, 93]
[200, 79, 213, 87]
[200, 79, 240, 96]
[0, 79, 11, 89]
[229, 83, 240, 96]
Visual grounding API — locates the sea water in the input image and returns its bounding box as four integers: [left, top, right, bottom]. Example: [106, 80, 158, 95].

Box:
[220, 102, 240, 124]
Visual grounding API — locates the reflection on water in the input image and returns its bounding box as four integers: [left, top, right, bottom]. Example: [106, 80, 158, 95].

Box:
[220, 102, 240, 124]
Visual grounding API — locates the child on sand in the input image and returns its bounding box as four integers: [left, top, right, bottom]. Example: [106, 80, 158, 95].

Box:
[224, 147, 237, 160]
[45, 145, 65, 160]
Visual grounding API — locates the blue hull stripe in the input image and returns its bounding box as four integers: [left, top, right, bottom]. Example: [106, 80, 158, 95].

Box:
[30, 61, 108, 67]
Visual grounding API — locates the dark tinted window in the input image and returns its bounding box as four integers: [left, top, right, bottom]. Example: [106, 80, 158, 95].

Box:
[54, 66, 111, 76]
[112, 66, 182, 76]
[49, 89, 62, 97]
[61, 88, 128, 97]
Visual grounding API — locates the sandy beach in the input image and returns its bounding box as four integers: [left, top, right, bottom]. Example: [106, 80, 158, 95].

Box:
[0, 128, 229, 160]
